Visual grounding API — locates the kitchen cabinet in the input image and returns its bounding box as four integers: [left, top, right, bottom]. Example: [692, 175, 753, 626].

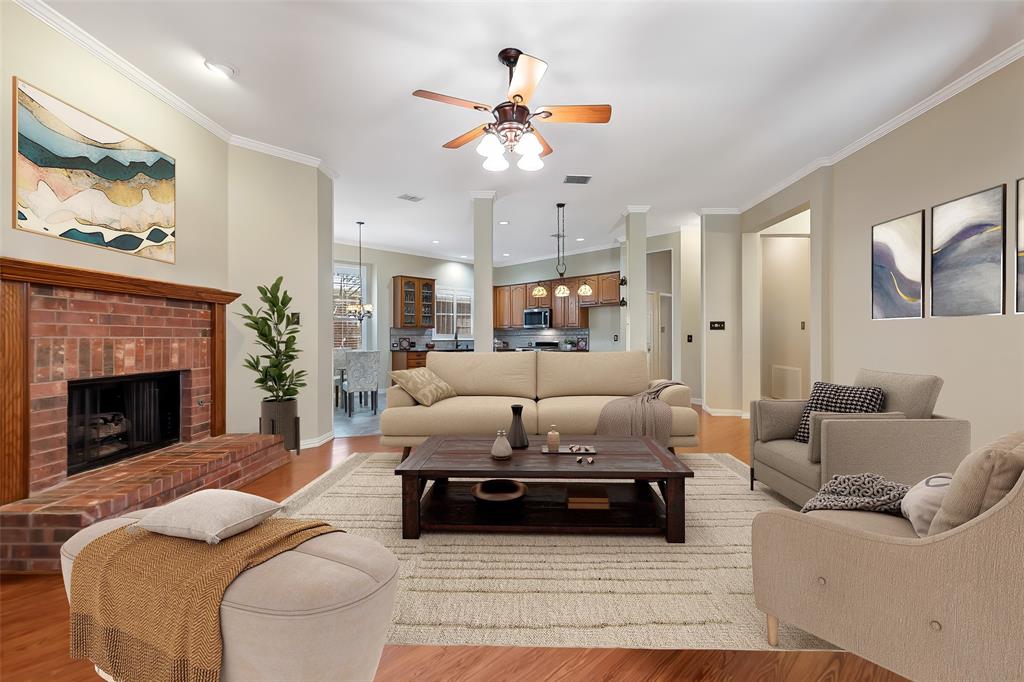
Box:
[526, 281, 551, 308]
[551, 278, 589, 329]
[510, 284, 527, 327]
[577, 275, 599, 306]
[392, 276, 436, 329]
[493, 285, 511, 329]
[598, 272, 621, 305]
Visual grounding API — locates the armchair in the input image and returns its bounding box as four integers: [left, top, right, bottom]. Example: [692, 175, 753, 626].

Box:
[750, 369, 971, 506]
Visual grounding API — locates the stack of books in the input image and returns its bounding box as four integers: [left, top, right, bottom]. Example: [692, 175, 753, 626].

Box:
[566, 483, 610, 510]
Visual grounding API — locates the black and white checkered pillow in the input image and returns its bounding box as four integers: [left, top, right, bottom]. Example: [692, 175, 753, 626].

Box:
[794, 382, 885, 443]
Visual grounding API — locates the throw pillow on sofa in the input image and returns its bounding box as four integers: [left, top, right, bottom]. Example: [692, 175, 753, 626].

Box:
[389, 367, 457, 406]
[136, 489, 282, 544]
[901, 473, 952, 537]
[794, 381, 885, 443]
[928, 431, 1024, 535]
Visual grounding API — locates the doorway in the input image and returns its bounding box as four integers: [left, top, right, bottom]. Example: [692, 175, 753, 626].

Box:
[646, 292, 673, 380]
[759, 211, 811, 398]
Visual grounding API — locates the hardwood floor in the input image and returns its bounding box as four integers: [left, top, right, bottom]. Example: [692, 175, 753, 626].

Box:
[0, 415, 907, 682]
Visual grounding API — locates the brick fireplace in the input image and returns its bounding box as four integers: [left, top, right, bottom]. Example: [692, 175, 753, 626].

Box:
[0, 258, 292, 573]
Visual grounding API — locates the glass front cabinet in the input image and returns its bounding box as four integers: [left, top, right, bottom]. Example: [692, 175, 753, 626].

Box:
[392, 276, 437, 329]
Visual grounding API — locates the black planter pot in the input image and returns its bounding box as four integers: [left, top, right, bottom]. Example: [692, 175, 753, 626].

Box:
[260, 399, 300, 451]
[508, 404, 530, 449]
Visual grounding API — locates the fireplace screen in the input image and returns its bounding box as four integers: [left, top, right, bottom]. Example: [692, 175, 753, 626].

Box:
[67, 371, 181, 475]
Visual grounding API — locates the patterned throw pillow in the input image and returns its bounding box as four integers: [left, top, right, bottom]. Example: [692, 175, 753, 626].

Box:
[794, 381, 884, 443]
[389, 367, 457, 406]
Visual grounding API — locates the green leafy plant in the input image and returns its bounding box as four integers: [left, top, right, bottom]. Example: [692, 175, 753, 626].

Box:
[238, 276, 307, 402]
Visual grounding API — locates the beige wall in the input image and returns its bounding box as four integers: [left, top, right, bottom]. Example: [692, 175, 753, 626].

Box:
[702, 213, 743, 412]
[493, 247, 621, 285]
[680, 225, 703, 400]
[226, 147, 334, 444]
[829, 59, 1024, 446]
[761, 236, 811, 398]
[0, 3, 229, 289]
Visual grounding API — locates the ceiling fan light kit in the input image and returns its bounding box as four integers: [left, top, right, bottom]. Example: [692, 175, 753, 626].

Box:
[413, 48, 611, 172]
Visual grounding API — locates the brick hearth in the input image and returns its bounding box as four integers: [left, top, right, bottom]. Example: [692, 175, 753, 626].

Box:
[0, 434, 290, 572]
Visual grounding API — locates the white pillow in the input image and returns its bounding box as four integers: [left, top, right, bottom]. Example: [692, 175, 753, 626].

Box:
[901, 473, 953, 537]
[136, 489, 282, 544]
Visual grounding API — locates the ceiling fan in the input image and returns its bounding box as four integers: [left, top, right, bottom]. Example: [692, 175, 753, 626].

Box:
[412, 47, 612, 172]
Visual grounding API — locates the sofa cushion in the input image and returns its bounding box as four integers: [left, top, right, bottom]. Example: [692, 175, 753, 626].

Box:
[854, 368, 943, 419]
[380, 396, 538, 436]
[388, 367, 457, 406]
[928, 431, 1024, 535]
[795, 381, 884, 443]
[427, 351, 536, 399]
[805, 510, 918, 538]
[537, 396, 619, 434]
[754, 439, 820, 490]
[537, 351, 649, 399]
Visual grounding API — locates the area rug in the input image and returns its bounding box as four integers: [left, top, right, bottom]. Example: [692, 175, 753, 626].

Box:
[280, 452, 832, 651]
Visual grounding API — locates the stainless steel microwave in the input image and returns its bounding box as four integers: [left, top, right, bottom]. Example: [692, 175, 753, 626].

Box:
[523, 307, 551, 328]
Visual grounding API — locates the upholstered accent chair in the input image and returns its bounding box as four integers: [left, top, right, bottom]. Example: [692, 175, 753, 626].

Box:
[752, 432, 1024, 682]
[749, 369, 971, 506]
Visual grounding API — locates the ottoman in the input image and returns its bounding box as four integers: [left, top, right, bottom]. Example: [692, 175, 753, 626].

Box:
[61, 508, 399, 682]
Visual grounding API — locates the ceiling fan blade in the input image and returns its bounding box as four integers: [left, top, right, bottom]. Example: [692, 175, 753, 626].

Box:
[506, 53, 548, 105]
[532, 128, 553, 158]
[534, 105, 612, 124]
[413, 89, 492, 112]
[442, 124, 488, 149]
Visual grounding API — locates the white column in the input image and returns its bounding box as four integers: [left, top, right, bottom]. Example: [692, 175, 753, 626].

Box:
[471, 191, 495, 352]
[623, 206, 650, 353]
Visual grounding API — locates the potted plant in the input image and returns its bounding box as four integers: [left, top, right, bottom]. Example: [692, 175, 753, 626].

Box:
[239, 276, 306, 450]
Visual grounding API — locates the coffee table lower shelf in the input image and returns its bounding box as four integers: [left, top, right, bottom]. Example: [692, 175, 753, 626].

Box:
[404, 480, 685, 542]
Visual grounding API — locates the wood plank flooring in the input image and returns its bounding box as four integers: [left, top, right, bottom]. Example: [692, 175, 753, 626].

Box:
[0, 414, 907, 682]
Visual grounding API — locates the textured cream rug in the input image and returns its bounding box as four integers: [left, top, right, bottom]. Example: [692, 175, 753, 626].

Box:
[281, 452, 832, 651]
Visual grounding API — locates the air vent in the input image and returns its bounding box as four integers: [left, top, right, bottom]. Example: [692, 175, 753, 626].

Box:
[563, 175, 592, 185]
[397, 194, 424, 202]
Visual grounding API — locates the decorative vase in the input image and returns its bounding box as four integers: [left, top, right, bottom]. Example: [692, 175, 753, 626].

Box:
[508, 404, 530, 449]
[260, 399, 299, 451]
[491, 430, 512, 460]
[547, 425, 560, 453]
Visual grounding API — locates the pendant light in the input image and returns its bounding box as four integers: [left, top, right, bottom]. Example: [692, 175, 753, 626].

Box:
[553, 202, 569, 297]
[346, 221, 373, 322]
[531, 283, 548, 298]
[577, 279, 593, 297]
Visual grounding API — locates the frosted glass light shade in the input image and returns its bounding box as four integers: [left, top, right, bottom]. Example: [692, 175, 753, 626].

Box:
[517, 154, 544, 172]
[577, 282, 593, 296]
[475, 133, 504, 158]
[514, 132, 543, 157]
[554, 283, 570, 297]
[531, 285, 548, 298]
[482, 154, 510, 172]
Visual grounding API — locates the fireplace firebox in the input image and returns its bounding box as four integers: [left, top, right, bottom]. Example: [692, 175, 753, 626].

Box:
[67, 371, 181, 475]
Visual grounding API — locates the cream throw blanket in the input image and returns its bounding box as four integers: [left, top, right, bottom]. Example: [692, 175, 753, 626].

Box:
[596, 381, 679, 446]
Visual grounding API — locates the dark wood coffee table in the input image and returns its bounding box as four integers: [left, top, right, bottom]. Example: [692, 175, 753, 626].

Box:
[394, 435, 694, 543]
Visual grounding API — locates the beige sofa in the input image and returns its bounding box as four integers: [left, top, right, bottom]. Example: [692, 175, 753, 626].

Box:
[752, 432, 1024, 682]
[381, 351, 699, 453]
[750, 369, 971, 506]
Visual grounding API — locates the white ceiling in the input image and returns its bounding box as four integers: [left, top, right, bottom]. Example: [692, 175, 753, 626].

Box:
[45, 0, 1024, 264]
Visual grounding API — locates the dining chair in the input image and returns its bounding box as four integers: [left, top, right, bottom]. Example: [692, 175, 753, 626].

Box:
[343, 350, 380, 417]
[333, 347, 349, 411]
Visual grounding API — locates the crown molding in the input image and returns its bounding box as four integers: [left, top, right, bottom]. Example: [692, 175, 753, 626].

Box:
[333, 239, 473, 265]
[738, 38, 1024, 213]
[15, 0, 331, 170]
[470, 190, 497, 200]
[228, 134, 321, 167]
[700, 208, 741, 215]
[497, 241, 622, 268]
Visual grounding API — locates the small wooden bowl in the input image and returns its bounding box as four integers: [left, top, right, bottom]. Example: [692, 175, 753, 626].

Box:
[471, 479, 527, 503]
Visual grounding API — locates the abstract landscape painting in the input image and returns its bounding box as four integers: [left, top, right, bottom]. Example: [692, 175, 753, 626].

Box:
[14, 79, 175, 263]
[1018, 178, 1023, 313]
[931, 185, 1004, 317]
[872, 210, 923, 319]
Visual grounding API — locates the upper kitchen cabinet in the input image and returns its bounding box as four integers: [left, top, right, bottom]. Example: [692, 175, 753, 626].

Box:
[551, 278, 590, 329]
[510, 284, 527, 328]
[526, 281, 551, 309]
[577, 274, 599, 306]
[598, 272, 622, 305]
[493, 285, 511, 329]
[392, 276, 437, 329]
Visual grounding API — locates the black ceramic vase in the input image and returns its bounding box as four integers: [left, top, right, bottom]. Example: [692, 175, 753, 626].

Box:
[508, 404, 530, 449]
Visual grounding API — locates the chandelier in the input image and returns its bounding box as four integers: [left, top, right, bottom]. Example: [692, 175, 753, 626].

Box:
[547, 203, 591, 298]
[346, 221, 373, 322]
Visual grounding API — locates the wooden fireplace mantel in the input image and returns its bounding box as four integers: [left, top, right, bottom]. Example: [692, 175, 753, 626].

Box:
[0, 257, 240, 504]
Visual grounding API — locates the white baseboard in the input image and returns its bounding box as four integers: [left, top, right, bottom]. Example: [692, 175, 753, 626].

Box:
[300, 431, 334, 449]
[690, 397, 703, 406]
[701, 404, 749, 419]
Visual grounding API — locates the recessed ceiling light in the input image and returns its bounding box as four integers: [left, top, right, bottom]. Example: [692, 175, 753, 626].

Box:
[502, 253, 510, 257]
[431, 240, 439, 244]
[460, 255, 469, 259]
[576, 237, 585, 242]
[498, 220, 510, 225]
[203, 60, 236, 79]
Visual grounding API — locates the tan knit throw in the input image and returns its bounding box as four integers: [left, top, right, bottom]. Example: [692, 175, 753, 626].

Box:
[70, 518, 338, 682]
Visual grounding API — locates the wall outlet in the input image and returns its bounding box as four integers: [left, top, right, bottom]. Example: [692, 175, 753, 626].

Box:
[709, 321, 725, 330]
[288, 312, 301, 326]
[687, 334, 693, 343]
[800, 321, 806, 330]
[613, 333, 619, 342]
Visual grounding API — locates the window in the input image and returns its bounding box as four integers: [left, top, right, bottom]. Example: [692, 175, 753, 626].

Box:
[433, 289, 472, 339]
[333, 264, 366, 349]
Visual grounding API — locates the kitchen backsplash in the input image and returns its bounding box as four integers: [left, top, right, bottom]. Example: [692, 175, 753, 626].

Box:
[389, 327, 591, 351]
[389, 329, 470, 351]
